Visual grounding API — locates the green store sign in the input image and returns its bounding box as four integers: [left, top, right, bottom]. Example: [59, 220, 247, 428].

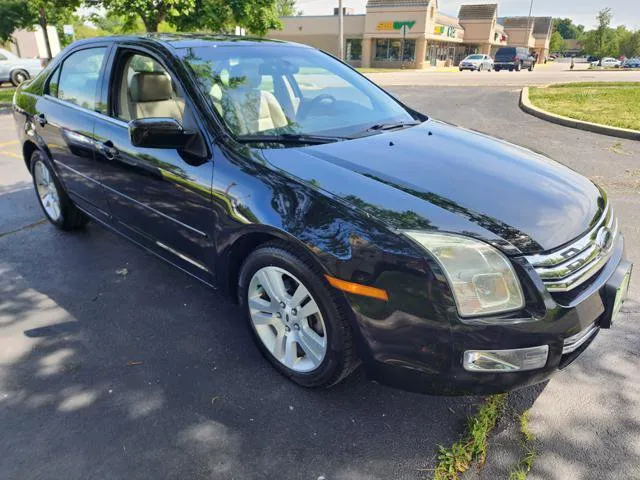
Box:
[377, 20, 416, 31]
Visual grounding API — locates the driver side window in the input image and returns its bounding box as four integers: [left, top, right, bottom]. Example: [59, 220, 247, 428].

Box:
[115, 53, 186, 123]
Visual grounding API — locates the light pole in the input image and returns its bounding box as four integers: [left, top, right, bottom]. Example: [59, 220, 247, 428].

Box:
[338, 0, 345, 60]
[527, 0, 534, 44]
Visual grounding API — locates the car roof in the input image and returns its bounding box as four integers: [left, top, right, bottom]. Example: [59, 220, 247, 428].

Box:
[70, 33, 309, 51]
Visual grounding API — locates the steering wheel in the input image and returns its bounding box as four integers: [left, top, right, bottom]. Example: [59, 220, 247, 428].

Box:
[298, 93, 337, 120]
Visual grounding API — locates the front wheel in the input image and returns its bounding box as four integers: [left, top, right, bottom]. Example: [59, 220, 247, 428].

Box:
[11, 69, 29, 86]
[239, 244, 359, 388]
[31, 151, 89, 230]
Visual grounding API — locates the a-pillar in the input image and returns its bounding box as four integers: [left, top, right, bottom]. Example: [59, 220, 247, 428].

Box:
[414, 37, 427, 69]
[361, 37, 372, 68]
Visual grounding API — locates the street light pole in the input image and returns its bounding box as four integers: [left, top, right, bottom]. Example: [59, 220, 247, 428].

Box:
[338, 0, 344, 61]
[527, 0, 534, 44]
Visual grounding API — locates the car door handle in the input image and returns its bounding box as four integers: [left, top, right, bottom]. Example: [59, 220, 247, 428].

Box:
[98, 140, 119, 160]
[36, 113, 47, 127]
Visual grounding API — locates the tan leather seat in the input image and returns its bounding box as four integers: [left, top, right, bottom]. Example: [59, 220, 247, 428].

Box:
[129, 72, 185, 122]
[221, 63, 288, 134]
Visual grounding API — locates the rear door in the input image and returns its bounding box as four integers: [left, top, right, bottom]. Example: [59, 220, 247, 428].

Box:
[93, 46, 216, 280]
[36, 45, 111, 219]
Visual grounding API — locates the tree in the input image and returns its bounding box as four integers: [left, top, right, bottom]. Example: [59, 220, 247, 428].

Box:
[0, 0, 78, 59]
[553, 17, 585, 40]
[549, 31, 566, 53]
[0, 0, 33, 43]
[595, 8, 613, 54]
[99, 0, 283, 35]
[276, 0, 300, 16]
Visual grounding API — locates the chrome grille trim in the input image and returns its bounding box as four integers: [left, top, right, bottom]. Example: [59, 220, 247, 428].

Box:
[563, 323, 599, 354]
[525, 204, 617, 292]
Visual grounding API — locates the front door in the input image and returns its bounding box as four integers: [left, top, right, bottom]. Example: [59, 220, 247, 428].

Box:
[93, 48, 215, 280]
[36, 46, 111, 218]
[429, 46, 437, 67]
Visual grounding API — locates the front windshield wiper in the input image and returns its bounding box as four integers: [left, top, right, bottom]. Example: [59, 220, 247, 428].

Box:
[348, 121, 421, 139]
[236, 133, 345, 146]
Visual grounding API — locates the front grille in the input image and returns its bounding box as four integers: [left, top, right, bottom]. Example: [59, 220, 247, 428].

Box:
[525, 204, 618, 292]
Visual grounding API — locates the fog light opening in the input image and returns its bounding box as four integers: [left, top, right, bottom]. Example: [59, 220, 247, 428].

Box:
[463, 345, 549, 373]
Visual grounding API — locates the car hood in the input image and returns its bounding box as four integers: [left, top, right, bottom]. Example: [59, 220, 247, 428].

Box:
[261, 120, 603, 255]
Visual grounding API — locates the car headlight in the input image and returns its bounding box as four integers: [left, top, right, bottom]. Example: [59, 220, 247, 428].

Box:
[403, 231, 525, 317]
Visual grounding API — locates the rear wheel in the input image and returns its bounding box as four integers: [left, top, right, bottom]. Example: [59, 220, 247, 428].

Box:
[10, 69, 28, 86]
[239, 244, 359, 388]
[30, 151, 89, 230]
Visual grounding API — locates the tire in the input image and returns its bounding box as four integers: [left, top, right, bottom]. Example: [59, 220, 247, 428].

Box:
[238, 243, 359, 388]
[30, 150, 89, 230]
[10, 69, 28, 86]
[495, 68, 501, 72]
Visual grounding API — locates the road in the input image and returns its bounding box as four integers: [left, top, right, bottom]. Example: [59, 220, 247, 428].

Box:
[367, 61, 640, 86]
[1, 80, 640, 480]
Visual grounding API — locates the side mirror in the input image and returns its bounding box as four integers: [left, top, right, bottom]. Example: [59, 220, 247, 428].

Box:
[129, 118, 192, 149]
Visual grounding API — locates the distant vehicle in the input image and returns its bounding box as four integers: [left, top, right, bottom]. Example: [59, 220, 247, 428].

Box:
[458, 54, 494, 72]
[593, 57, 622, 68]
[0, 49, 42, 86]
[622, 58, 640, 69]
[586, 55, 598, 63]
[493, 47, 535, 72]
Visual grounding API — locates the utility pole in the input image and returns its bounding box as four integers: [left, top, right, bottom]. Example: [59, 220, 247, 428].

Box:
[338, 0, 344, 60]
[526, 0, 534, 44]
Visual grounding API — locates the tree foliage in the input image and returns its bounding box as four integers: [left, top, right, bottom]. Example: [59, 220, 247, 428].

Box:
[98, 0, 283, 34]
[577, 8, 640, 59]
[549, 31, 566, 53]
[0, 0, 34, 42]
[553, 17, 585, 40]
[276, 0, 300, 17]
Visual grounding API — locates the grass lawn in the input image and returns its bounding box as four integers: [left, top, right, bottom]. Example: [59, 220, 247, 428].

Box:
[529, 82, 640, 131]
[0, 87, 16, 104]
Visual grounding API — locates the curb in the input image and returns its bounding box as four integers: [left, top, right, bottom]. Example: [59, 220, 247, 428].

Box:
[520, 86, 640, 141]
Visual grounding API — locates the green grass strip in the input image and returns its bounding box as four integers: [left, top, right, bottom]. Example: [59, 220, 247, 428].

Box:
[433, 394, 507, 480]
[0, 87, 16, 104]
[529, 83, 640, 131]
[508, 410, 536, 480]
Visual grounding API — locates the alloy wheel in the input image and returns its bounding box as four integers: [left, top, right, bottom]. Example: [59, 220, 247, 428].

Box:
[248, 266, 327, 372]
[34, 160, 61, 221]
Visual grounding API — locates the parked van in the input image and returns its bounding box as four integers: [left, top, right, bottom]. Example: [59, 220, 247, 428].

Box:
[494, 47, 535, 71]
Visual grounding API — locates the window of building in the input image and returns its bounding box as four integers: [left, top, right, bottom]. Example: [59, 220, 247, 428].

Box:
[375, 39, 415, 62]
[346, 39, 362, 61]
[403, 39, 416, 61]
[55, 47, 106, 110]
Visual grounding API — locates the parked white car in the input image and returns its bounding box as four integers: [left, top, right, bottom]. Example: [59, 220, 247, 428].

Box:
[0, 49, 43, 86]
[459, 54, 494, 72]
[592, 57, 622, 68]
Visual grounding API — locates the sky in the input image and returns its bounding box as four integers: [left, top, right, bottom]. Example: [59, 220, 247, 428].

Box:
[294, 0, 639, 29]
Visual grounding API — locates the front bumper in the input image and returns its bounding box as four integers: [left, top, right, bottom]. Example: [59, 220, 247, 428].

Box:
[354, 233, 630, 395]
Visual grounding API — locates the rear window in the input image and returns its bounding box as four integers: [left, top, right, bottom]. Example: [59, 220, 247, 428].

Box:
[495, 48, 516, 58]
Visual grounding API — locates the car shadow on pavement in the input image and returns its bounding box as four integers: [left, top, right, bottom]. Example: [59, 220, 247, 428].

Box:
[0, 214, 536, 480]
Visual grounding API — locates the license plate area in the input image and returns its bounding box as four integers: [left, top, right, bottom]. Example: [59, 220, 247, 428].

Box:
[601, 261, 632, 329]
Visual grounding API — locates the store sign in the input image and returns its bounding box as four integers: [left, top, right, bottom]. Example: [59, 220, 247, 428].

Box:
[377, 21, 416, 31]
[434, 25, 457, 38]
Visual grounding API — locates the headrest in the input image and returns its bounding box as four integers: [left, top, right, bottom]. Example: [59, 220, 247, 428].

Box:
[130, 72, 173, 102]
[230, 63, 261, 89]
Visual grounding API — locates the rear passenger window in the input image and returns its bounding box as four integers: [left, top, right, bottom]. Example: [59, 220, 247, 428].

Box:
[56, 47, 106, 110]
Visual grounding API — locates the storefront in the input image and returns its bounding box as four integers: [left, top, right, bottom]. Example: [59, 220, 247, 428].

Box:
[267, 1, 552, 69]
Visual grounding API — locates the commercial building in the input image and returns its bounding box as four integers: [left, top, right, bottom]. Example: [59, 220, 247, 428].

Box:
[267, 1, 553, 69]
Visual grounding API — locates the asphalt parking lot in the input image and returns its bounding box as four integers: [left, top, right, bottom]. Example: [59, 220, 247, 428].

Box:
[1, 81, 640, 480]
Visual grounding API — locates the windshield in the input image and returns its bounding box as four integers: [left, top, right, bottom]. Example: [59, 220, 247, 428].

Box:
[179, 45, 415, 140]
[466, 55, 484, 60]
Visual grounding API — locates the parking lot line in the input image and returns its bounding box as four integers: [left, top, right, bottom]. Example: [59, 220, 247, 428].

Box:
[0, 151, 21, 159]
[0, 140, 18, 148]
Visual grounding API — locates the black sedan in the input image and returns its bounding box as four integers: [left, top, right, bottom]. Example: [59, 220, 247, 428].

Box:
[12, 35, 632, 395]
